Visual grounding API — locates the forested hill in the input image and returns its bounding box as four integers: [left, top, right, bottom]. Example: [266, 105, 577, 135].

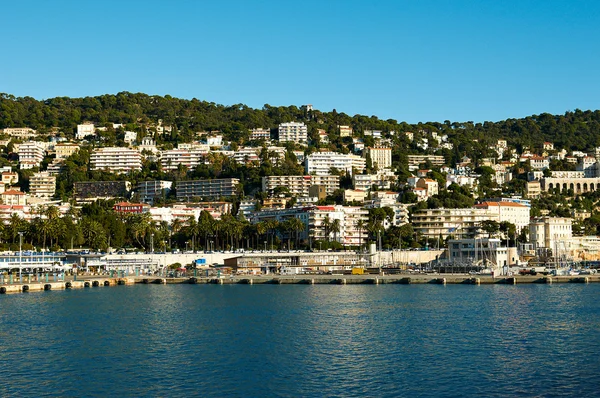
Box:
[1, 92, 600, 151]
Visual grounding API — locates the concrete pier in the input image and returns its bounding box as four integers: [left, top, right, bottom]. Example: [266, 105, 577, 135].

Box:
[1, 274, 600, 295]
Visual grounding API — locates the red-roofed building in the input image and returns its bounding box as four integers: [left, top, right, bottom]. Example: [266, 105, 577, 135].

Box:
[2, 189, 26, 206]
[113, 202, 150, 214]
[474, 201, 530, 232]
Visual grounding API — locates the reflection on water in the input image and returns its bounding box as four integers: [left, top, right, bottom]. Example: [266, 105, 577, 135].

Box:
[0, 284, 599, 397]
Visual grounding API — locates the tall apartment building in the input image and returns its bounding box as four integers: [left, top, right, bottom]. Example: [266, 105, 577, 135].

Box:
[250, 128, 271, 141]
[305, 152, 366, 176]
[365, 146, 392, 170]
[54, 143, 80, 159]
[176, 179, 240, 201]
[74, 181, 131, 201]
[17, 141, 45, 169]
[411, 208, 499, 240]
[278, 122, 307, 143]
[262, 175, 340, 197]
[76, 123, 95, 140]
[160, 149, 206, 171]
[29, 172, 56, 198]
[2, 127, 37, 139]
[136, 180, 173, 204]
[90, 147, 142, 173]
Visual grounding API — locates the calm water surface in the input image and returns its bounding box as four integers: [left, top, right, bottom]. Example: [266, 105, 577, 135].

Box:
[0, 284, 599, 397]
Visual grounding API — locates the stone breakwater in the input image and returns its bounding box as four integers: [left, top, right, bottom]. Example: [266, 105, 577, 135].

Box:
[1, 274, 598, 294]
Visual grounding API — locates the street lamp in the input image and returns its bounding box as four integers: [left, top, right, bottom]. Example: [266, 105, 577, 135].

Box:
[18, 232, 23, 281]
[264, 241, 267, 252]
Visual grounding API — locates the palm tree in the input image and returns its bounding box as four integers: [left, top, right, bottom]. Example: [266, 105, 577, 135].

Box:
[355, 219, 367, 251]
[286, 218, 305, 249]
[7, 214, 26, 244]
[330, 218, 341, 244]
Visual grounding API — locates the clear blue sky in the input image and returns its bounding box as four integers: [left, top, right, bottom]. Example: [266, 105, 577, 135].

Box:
[2, 0, 599, 123]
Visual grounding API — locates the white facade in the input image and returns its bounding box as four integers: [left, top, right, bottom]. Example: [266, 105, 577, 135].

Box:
[474, 201, 530, 232]
[76, 123, 95, 139]
[2, 128, 37, 139]
[412, 208, 499, 240]
[124, 131, 137, 144]
[262, 175, 340, 197]
[306, 152, 366, 176]
[365, 146, 392, 170]
[160, 149, 207, 171]
[90, 147, 142, 173]
[29, 172, 56, 198]
[278, 122, 308, 143]
[250, 128, 271, 141]
[17, 141, 45, 168]
[529, 217, 572, 251]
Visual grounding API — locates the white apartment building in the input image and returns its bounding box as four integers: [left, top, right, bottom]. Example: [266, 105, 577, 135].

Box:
[278, 122, 308, 143]
[76, 123, 95, 140]
[55, 143, 80, 159]
[529, 217, 573, 251]
[365, 146, 392, 170]
[17, 141, 45, 169]
[136, 180, 173, 204]
[262, 175, 340, 197]
[411, 207, 499, 240]
[306, 152, 366, 176]
[474, 201, 530, 232]
[250, 128, 271, 141]
[90, 147, 142, 173]
[2, 127, 37, 139]
[29, 172, 56, 198]
[160, 149, 207, 171]
[2, 172, 18, 185]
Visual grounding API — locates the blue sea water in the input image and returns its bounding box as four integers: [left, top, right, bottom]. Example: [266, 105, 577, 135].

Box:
[0, 284, 599, 397]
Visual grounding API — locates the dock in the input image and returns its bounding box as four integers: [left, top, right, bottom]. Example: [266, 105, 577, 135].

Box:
[1, 274, 599, 295]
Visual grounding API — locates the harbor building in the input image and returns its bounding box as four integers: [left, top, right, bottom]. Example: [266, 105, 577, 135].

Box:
[529, 217, 573, 251]
[411, 207, 499, 240]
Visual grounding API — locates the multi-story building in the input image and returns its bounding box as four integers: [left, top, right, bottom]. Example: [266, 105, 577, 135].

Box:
[1, 189, 27, 206]
[416, 178, 439, 197]
[261, 175, 340, 197]
[76, 123, 95, 140]
[47, 159, 65, 176]
[54, 143, 80, 159]
[74, 181, 131, 201]
[2, 127, 37, 139]
[113, 202, 150, 214]
[407, 155, 445, 168]
[90, 147, 142, 173]
[1, 172, 18, 186]
[17, 141, 45, 169]
[473, 201, 530, 232]
[411, 207, 499, 240]
[365, 146, 392, 170]
[338, 125, 353, 137]
[29, 172, 56, 198]
[136, 180, 173, 204]
[305, 152, 366, 176]
[176, 179, 240, 201]
[529, 217, 572, 251]
[278, 122, 307, 143]
[526, 181, 541, 199]
[308, 205, 368, 247]
[160, 149, 207, 171]
[250, 128, 271, 141]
